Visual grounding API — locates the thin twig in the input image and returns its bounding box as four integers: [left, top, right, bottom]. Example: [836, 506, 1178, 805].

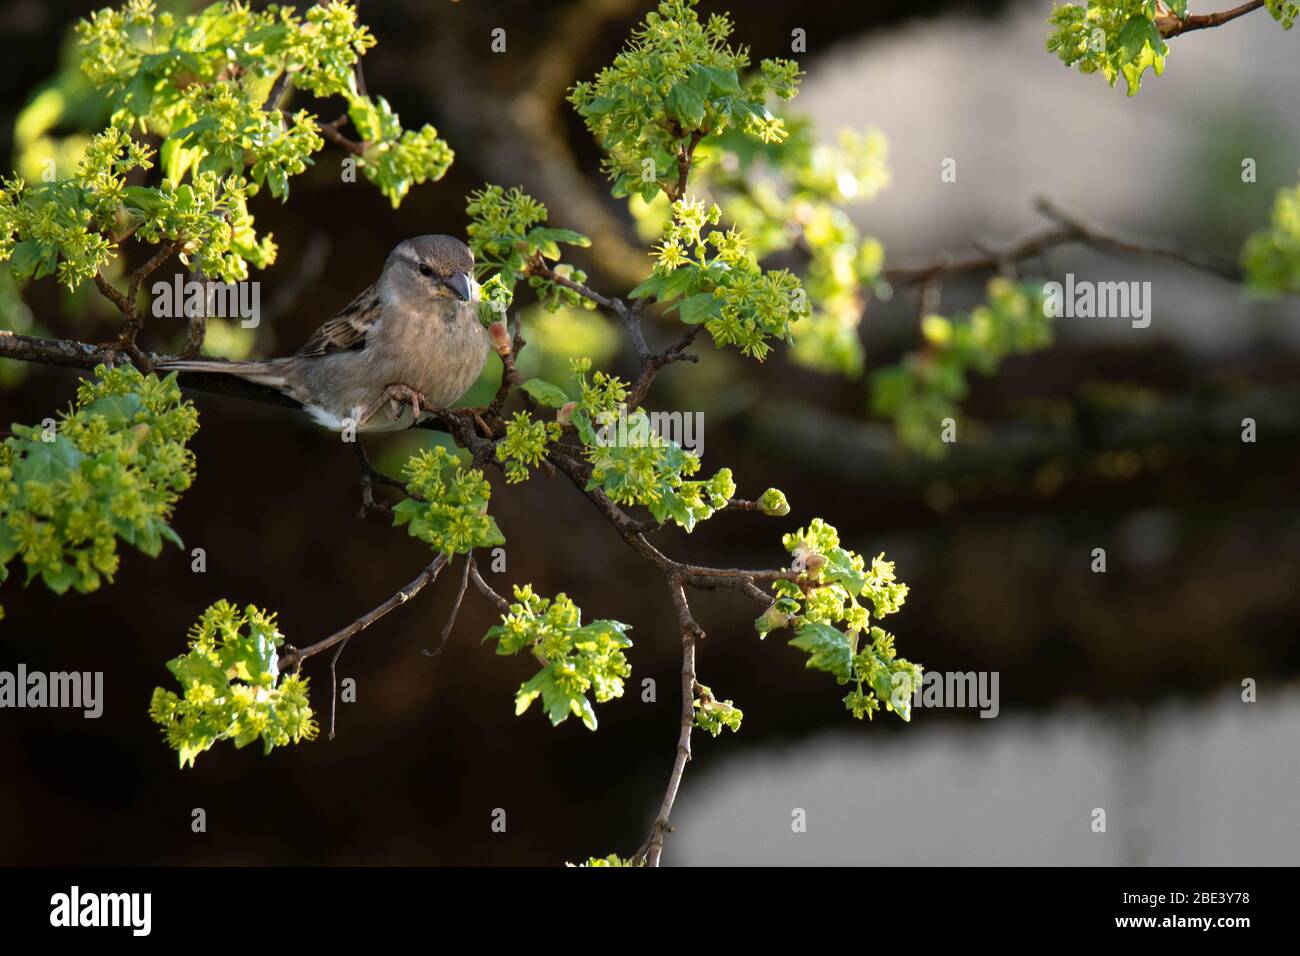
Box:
[627, 325, 702, 408]
[92, 272, 132, 315]
[667, 128, 705, 203]
[351, 440, 402, 518]
[123, 239, 184, 339]
[424, 553, 473, 657]
[328, 635, 349, 740]
[468, 561, 511, 613]
[320, 115, 366, 156]
[279, 555, 448, 672]
[1032, 197, 1243, 280]
[885, 197, 1242, 286]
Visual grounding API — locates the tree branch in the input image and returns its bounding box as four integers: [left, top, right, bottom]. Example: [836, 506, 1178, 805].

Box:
[320, 114, 366, 156]
[545, 443, 790, 598]
[279, 555, 447, 672]
[0, 331, 307, 408]
[635, 574, 701, 866]
[666, 128, 705, 204]
[885, 195, 1244, 286]
[1156, 1, 1265, 38]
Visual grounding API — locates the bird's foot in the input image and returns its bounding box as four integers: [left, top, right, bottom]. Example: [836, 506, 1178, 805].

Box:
[383, 383, 432, 423]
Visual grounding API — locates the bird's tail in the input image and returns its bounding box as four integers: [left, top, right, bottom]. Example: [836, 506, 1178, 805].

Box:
[154, 357, 291, 390]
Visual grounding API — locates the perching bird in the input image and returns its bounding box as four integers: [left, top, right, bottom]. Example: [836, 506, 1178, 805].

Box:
[157, 235, 489, 432]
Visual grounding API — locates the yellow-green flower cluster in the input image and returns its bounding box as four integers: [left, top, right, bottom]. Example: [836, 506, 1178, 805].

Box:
[633, 198, 809, 360]
[757, 518, 921, 722]
[485, 585, 632, 731]
[466, 185, 592, 309]
[392, 446, 505, 556]
[496, 411, 562, 483]
[568, 0, 801, 201]
[149, 601, 317, 768]
[0, 364, 197, 598]
[3, 1, 450, 292]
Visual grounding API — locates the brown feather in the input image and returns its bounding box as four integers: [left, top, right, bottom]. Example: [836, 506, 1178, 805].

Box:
[295, 284, 382, 358]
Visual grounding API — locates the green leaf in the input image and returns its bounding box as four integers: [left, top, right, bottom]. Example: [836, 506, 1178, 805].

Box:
[83, 393, 144, 427]
[821, 548, 867, 596]
[695, 64, 742, 95]
[14, 435, 84, 484]
[520, 378, 570, 408]
[525, 226, 591, 248]
[8, 240, 47, 280]
[1116, 16, 1155, 65]
[629, 273, 668, 300]
[789, 622, 854, 682]
[666, 83, 707, 129]
[121, 186, 164, 215]
[515, 665, 584, 728]
[40, 563, 77, 594]
[677, 292, 717, 324]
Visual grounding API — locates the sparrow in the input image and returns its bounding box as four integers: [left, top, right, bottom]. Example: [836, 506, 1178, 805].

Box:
[157, 235, 490, 432]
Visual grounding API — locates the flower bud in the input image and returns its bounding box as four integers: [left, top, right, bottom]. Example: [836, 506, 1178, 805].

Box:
[556, 401, 577, 425]
[489, 321, 511, 356]
[758, 488, 790, 517]
[756, 604, 791, 636]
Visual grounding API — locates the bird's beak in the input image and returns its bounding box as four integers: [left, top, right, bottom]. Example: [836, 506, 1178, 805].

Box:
[445, 271, 479, 303]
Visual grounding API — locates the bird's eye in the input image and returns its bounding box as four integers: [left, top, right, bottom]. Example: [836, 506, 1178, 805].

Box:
[418, 264, 433, 278]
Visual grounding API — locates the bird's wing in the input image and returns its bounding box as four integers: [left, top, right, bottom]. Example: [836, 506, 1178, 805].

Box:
[296, 284, 382, 358]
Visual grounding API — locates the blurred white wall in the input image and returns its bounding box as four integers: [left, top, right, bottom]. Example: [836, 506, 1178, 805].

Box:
[674, 689, 1299, 865]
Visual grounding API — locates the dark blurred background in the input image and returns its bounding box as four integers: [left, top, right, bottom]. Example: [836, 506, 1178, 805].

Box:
[1, 0, 1298, 865]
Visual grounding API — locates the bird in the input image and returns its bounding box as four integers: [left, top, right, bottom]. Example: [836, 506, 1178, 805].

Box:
[156, 235, 490, 432]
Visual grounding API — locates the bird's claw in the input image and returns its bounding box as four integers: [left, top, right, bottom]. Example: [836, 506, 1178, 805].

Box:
[382, 383, 429, 422]
[355, 383, 432, 427]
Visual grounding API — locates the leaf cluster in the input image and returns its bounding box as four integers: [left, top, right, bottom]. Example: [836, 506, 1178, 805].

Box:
[693, 683, 743, 736]
[870, 278, 1050, 457]
[563, 359, 739, 531]
[1, 0, 451, 291]
[568, 0, 801, 202]
[465, 184, 593, 316]
[485, 585, 632, 731]
[0, 364, 196, 599]
[633, 197, 809, 360]
[756, 518, 921, 721]
[1243, 175, 1300, 294]
[1045, 0, 1176, 96]
[392, 446, 505, 556]
[149, 600, 317, 767]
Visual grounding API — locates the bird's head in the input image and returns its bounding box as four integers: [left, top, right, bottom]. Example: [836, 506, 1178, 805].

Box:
[380, 235, 479, 311]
